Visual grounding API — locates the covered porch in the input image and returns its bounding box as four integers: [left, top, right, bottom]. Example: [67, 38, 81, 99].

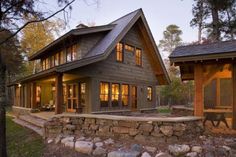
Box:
[169, 41, 236, 130]
[12, 72, 90, 115]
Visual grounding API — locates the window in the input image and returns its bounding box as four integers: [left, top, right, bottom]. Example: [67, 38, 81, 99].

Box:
[55, 53, 59, 66]
[72, 44, 77, 61]
[67, 84, 78, 111]
[112, 83, 120, 107]
[60, 51, 66, 64]
[125, 44, 134, 52]
[147, 86, 152, 101]
[116, 43, 123, 62]
[80, 83, 86, 106]
[66, 47, 72, 62]
[135, 48, 142, 66]
[45, 58, 50, 69]
[100, 82, 109, 107]
[51, 55, 55, 67]
[42, 59, 46, 70]
[122, 84, 129, 106]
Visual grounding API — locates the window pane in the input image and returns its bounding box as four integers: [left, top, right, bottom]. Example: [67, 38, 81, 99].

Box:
[55, 53, 59, 66]
[122, 84, 129, 106]
[100, 82, 109, 107]
[116, 43, 123, 62]
[51, 56, 55, 67]
[67, 47, 72, 62]
[135, 48, 142, 66]
[72, 45, 77, 61]
[45, 58, 49, 69]
[147, 86, 152, 101]
[112, 83, 120, 107]
[125, 44, 134, 52]
[60, 51, 65, 64]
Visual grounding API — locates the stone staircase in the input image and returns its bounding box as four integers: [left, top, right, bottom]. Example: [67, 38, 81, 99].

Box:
[13, 114, 47, 136]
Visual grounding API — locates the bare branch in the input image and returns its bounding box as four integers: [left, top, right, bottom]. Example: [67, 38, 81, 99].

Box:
[0, 0, 75, 45]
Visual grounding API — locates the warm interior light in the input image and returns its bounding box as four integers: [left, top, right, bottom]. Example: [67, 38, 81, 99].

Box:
[18, 84, 21, 88]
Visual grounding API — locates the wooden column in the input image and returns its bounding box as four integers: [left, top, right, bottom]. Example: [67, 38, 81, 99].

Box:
[232, 63, 236, 129]
[194, 64, 204, 116]
[31, 82, 37, 109]
[55, 73, 63, 114]
[216, 78, 220, 107]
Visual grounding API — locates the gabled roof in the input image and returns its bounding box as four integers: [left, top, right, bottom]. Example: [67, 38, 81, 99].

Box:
[169, 40, 236, 63]
[16, 9, 170, 85]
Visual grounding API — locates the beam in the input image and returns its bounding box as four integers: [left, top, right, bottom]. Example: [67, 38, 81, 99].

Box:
[55, 73, 63, 114]
[194, 64, 204, 116]
[232, 63, 236, 129]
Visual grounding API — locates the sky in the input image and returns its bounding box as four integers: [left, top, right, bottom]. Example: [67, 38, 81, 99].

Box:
[40, 0, 197, 51]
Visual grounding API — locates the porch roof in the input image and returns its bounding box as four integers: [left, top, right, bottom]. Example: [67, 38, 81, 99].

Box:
[169, 40, 236, 63]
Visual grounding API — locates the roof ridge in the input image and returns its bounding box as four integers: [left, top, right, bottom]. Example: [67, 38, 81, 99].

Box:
[176, 40, 236, 49]
[110, 8, 142, 24]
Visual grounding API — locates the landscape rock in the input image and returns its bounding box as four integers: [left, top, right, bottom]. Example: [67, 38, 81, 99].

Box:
[77, 136, 85, 141]
[168, 144, 190, 156]
[93, 137, 102, 143]
[134, 134, 146, 143]
[95, 142, 104, 147]
[191, 146, 202, 153]
[141, 152, 151, 157]
[61, 136, 74, 145]
[104, 138, 114, 145]
[75, 141, 94, 155]
[47, 139, 53, 144]
[65, 124, 76, 130]
[54, 134, 63, 144]
[131, 144, 142, 152]
[107, 150, 140, 157]
[139, 123, 153, 132]
[93, 147, 107, 157]
[65, 141, 74, 149]
[144, 146, 157, 153]
[160, 126, 173, 136]
[155, 152, 172, 157]
[186, 152, 197, 157]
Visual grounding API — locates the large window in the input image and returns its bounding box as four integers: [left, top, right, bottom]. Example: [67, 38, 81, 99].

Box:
[116, 43, 123, 62]
[100, 82, 109, 107]
[112, 83, 120, 107]
[122, 84, 129, 106]
[147, 86, 152, 101]
[135, 48, 142, 66]
[80, 83, 86, 106]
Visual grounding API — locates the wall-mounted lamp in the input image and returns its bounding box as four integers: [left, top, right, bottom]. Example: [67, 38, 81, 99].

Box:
[18, 84, 21, 88]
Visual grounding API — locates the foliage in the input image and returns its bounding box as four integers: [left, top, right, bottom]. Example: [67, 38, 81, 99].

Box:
[6, 116, 44, 157]
[191, 0, 236, 41]
[21, 16, 65, 75]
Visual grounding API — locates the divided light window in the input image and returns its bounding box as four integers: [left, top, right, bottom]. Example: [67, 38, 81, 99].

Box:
[147, 86, 152, 101]
[80, 83, 86, 106]
[122, 84, 129, 106]
[135, 48, 142, 66]
[116, 43, 123, 62]
[112, 83, 120, 107]
[100, 82, 109, 107]
[125, 44, 134, 52]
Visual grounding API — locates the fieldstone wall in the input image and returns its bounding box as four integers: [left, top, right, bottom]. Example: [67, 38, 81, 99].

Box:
[44, 114, 203, 144]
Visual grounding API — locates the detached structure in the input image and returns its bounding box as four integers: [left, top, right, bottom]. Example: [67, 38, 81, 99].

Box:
[169, 40, 236, 129]
[11, 9, 169, 115]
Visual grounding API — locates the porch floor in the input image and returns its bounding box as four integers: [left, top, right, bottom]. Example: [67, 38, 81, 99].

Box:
[30, 111, 55, 120]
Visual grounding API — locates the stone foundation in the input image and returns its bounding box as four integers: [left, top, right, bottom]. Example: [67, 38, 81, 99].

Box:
[44, 114, 203, 144]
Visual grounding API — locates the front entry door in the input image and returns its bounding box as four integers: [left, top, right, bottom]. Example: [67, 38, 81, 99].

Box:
[67, 84, 78, 112]
[131, 86, 137, 111]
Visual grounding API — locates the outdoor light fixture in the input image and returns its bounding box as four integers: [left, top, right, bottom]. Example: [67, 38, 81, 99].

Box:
[18, 84, 21, 88]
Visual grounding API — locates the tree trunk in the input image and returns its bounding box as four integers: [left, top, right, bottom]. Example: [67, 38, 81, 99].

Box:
[0, 59, 7, 157]
[211, 3, 221, 41]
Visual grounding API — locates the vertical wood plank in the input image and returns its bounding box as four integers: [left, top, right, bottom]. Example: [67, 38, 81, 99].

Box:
[194, 64, 204, 116]
[216, 78, 220, 107]
[232, 63, 236, 129]
[55, 73, 63, 114]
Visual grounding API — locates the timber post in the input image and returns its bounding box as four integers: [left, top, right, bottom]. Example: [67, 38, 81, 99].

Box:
[55, 73, 63, 114]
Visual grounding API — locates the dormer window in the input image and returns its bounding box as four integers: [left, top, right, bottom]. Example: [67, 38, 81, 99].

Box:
[116, 43, 123, 62]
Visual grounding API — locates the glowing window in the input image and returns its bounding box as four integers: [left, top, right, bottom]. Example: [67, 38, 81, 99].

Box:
[147, 86, 152, 101]
[135, 48, 142, 66]
[122, 84, 129, 106]
[55, 53, 59, 66]
[125, 44, 134, 52]
[116, 43, 123, 62]
[112, 83, 120, 107]
[100, 82, 109, 107]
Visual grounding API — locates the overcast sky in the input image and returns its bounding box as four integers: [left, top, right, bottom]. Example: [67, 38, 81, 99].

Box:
[41, 0, 197, 55]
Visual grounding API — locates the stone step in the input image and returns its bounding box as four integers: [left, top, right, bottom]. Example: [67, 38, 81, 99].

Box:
[18, 114, 46, 128]
[13, 118, 44, 136]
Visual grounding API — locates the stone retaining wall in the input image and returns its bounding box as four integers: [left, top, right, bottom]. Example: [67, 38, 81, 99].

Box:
[44, 114, 203, 144]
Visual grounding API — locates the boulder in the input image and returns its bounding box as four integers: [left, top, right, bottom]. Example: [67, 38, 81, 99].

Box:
[129, 128, 139, 136]
[160, 126, 173, 137]
[65, 124, 76, 130]
[131, 144, 142, 152]
[93, 147, 107, 157]
[61, 136, 74, 145]
[139, 123, 153, 132]
[95, 142, 104, 148]
[134, 134, 146, 143]
[75, 141, 94, 155]
[65, 141, 74, 149]
[104, 138, 114, 145]
[191, 146, 202, 153]
[141, 152, 151, 157]
[168, 144, 190, 156]
[186, 152, 197, 157]
[107, 150, 140, 157]
[93, 137, 102, 143]
[144, 146, 157, 153]
[155, 152, 172, 157]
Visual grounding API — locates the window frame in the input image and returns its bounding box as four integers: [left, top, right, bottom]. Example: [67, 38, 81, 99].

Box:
[124, 44, 135, 52]
[111, 83, 120, 107]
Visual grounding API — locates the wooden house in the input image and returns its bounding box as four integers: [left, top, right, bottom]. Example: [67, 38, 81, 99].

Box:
[11, 9, 170, 115]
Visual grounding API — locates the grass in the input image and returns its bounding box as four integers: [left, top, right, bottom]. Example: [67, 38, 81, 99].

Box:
[157, 107, 172, 113]
[6, 116, 44, 157]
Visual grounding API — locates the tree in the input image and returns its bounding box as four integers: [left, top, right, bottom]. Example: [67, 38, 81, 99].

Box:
[0, 1, 75, 156]
[191, 0, 236, 42]
[21, 16, 65, 75]
[159, 25, 183, 54]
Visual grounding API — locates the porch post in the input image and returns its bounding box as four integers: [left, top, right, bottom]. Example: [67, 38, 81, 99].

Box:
[31, 82, 37, 109]
[55, 73, 63, 114]
[232, 63, 236, 129]
[194, 63, 204, 116]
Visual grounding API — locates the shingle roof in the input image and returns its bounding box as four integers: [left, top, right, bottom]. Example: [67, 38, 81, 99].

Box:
[169, 40, 236, 62]
[14, 8, 170, 85]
